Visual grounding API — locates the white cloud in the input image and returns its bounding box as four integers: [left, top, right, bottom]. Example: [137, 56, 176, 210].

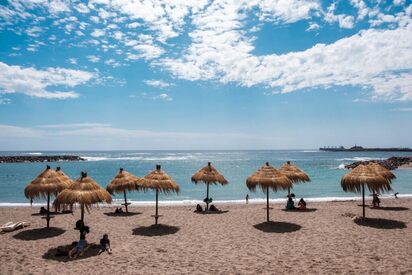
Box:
[75, 3, 90, 14]
[68, 58, 77, 64]
[91, 29, 105, 38]
[0, 62, 94, 99]
[0, 125, 42, 138]
[324, 3, 355, 29]
[155, 93, 173, 101]
[87, 55, 100, 63]
[104, 59, 121, 67]
[144, 79, 172, 88]
[0, 96, 11, 104]
[306, 22, 320, 31]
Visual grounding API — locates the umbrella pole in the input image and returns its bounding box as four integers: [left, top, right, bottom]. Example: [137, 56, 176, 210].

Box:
[206, 182, 210, 211]
[46, 192, 50, 228]
[124, 190, 128, 213]
[266, 186, 269, 222]
[362, 184, 365, 219]
[288, 187, 290, 197]
[155, 189, 159, 225]
[81, 203, 85, 224]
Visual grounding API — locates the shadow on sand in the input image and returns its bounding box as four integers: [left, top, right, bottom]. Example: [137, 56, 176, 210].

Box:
[104, 212, 142, 217]
[42, 244, 100, 262]
[355, 218, 407, 229]
[13, 227, 65, 241]
[281, 208, 317, 212]
[254, 221, 302, 233]
[31, 212, 73, 217]
[194, 210, 229, 215]
[132, 224, 180, 237]
[370, 206, 409, 211]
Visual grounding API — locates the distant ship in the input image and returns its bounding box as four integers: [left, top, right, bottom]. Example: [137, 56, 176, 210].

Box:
[319, 145, 412, 152]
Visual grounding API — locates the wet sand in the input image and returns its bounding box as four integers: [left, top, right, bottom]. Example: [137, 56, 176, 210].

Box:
[0, 198, 411, 274]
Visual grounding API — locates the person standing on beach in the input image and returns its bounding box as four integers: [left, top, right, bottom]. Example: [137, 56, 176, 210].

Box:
[246, 194, 249, 204]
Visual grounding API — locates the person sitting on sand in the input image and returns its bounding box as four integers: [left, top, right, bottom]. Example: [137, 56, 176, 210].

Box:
[372, 193, 380, 208]
[297, 198, 307, 210]
[286, 196, 295, 210]
[195, 204, 203, 212]
[98, 234, 112, 255]
[114, 207, 124, 214]
[40, 206, 48, 215]
[209, 204, 219, 212]
[69, 236, 88, 258]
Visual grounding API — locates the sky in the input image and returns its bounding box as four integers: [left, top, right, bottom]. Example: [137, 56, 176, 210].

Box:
[0, 0, 411, 150]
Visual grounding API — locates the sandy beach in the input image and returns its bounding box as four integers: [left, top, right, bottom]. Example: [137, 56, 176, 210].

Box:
[0, 198, 411, 274]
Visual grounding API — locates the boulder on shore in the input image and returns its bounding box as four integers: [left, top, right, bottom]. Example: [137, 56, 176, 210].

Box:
[0, 155, 85, 163]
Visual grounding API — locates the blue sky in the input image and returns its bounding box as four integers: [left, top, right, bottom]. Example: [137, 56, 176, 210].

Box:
[0, 0, 411, 150]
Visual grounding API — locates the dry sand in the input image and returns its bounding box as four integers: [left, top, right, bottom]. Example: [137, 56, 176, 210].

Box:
[0, 198, 411, 274]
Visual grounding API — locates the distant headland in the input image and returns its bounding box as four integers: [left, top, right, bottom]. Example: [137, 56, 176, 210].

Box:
[0, 155, 85, 163]
[320, 145, 412, 152]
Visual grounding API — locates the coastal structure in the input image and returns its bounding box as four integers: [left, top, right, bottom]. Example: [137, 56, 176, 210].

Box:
[319, 145, 412, 152]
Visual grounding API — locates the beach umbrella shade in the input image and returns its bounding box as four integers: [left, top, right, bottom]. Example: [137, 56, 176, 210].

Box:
[191, 162, 228, 210]
[341, 164, 391, 218]
[246, 162, 292, 222]
[367, 162, 396, 181]
[54, 171, 112, 224]
[55, 166, 74, 188]
[24, 165, 68, 228]
[106, 168, 145, 213]
[279, 161, 310, 196]
[140, 164, 179, 224]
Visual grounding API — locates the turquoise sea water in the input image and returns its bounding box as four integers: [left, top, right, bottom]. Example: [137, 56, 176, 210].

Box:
[0, 150, 411, 205]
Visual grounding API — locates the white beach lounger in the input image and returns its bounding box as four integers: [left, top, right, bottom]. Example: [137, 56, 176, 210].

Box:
[1, 221, 30, 232]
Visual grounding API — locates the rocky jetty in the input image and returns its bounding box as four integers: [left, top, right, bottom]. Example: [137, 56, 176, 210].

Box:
[345, 156, 412, 170]
[0, 155, 85, 163]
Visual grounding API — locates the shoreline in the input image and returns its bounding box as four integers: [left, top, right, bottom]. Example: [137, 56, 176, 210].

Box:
[1, 194, 411, 207]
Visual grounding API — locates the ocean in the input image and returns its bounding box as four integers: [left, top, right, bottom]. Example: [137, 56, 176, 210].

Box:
[0, 150, 411, 205]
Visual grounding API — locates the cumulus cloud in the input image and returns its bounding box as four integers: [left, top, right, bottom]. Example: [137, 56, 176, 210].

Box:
[0, 62, 94, 99]
[154, 93, 173, 101]
[87, 55, 100, 63]
[144, 79, 172, 88]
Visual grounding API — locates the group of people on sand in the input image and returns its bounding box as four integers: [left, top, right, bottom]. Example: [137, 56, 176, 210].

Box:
[285, 194, 307, 210]
[55, 219, 112, 259]
[195, 204, 220, 212]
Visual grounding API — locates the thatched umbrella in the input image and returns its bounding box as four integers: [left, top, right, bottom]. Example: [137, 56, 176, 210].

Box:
[246, 162, 292, 222]
[367, 162, 396, 181]
[107, 168, 145, 213]
[140, 165, 179, 224]
[54, 171, 112, 224]
[341, 164, 391, 218]
[55, 166, 74, 212]
[191, 162, 228, 210]
[279, 161, 310, 196]
[24, 165, 68, 228]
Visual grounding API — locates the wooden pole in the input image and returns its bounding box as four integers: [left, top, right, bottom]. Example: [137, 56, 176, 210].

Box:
[46, 192, 50, 228]
[288, 187, 291, 197]
[124, 190, 128, 213]
[81, 203, 85, 224]
[362, 184, 365, 219]
[206, 182, 210, 211]
[266, 186, 269, 222]
[155, 189, 159, 225]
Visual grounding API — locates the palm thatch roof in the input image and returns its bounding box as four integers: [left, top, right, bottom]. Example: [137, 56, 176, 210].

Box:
[24, 165, 68, 199]
[279, 161, 310, 183]
[191, 162, 228, 185]
[106, 168, 144, 194]
[55, 166, 74, 188]
[341, 164, 392, 193]
[54, 171, 112, 207]
[140, 165, 179, 193]
[246, 162, 292, 192]
[367, 162, 396, 181]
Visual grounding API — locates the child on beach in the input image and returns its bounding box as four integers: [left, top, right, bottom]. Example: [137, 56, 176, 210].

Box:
[297, 198, 307, 210]
[286, 196, 295, 210]
[69, 236, 88, 258]
[99, 234, 112, 255]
